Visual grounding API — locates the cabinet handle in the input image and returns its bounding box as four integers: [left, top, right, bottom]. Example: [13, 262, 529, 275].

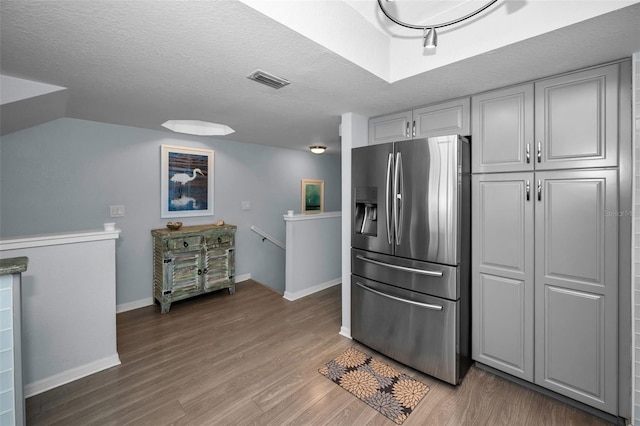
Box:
[405, 122, 410, 138]
[197, 269, 202, 275]
[217, 237, 222, 243]
[537, 142, 542, 163]
[412, 120, 416, 137]
[183, 241, 189, 248]
[203, 268, 208, 274]
[526, 143, 530, 163]
[537, 180, 542, 201]
[526, 180, 530, 201]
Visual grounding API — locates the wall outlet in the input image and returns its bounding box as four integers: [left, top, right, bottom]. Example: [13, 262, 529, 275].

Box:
[241, 201, 251, 211]
[110, 205, 125, 217]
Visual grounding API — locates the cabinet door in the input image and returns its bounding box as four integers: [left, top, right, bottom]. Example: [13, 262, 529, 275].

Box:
[165, 251, 202, 299]
[368, 111, 412, 145]
[204, 248, 233, 291]
[534, 63, 618, 170]
[471, 84, 534, 173]
[413, 97, 470, 139]
[534, 169, 618, 414]
[472, 173, 534, 381]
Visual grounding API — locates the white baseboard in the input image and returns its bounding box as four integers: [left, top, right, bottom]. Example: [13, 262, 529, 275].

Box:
[116, 297, 154, 313]
[116, 273, 251, 313]
[283, 278, 341, 301]
[339, 326, 352, 339]
[24, 354, 121, 398]
[235, 273, 251, 283]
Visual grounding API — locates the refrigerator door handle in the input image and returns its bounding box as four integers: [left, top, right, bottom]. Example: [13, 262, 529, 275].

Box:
[355, 281, 443, 311]
[393, 152, 399, 245]
[385, 153, 393, 245]
[394, 152, 403, 245]
[355, 255, 444, 276]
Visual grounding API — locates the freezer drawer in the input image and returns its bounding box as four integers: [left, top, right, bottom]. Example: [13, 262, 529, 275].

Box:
[352, 276, 469, 385]
[352, 248, 458, 300]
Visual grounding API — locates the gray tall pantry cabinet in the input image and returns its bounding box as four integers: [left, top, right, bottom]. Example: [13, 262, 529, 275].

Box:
[471, 61, 626, 416]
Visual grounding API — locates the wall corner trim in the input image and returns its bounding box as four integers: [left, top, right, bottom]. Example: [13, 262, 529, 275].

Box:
[339, 326, 352, 339]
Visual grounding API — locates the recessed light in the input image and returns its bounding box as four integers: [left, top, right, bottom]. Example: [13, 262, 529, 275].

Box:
[162, 120, 235, 136]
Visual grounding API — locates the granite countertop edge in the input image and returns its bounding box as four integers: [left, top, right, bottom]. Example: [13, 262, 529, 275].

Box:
[0, 257, 28, 275]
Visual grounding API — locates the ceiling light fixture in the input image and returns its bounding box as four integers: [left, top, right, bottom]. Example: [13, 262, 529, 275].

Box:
[310, 145, 327, 154]
[378, 0, 499, 49]
[162, 120, 235, 136]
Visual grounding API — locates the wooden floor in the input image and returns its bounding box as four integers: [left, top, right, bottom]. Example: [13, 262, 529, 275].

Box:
[26, 280, 614, 425]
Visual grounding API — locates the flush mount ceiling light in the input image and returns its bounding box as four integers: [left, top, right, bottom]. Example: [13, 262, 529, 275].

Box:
[162, 120, 235, 136]
[378, 0, 499, 49]
[310, 145, 327, 154]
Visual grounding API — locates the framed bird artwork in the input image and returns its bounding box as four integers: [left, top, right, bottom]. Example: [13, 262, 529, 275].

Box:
[161, 144, 214, 218]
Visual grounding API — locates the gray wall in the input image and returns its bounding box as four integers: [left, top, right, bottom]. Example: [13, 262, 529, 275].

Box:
[0, 118, 341, 306]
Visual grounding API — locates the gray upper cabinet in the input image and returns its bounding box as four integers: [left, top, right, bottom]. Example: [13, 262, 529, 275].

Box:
[368, 98, 469, 145]
[413, 98, 470, 139]
[534, 64, 618, 170]
[534, 169, 618, 414]
[471, 63, 619, 173]
[472, 173, 534, 381]
[368, 111, 412, 145]
[471, 84, 534, 173]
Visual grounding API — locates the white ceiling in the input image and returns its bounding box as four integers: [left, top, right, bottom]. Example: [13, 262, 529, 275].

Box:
[1, 1, 639, 154]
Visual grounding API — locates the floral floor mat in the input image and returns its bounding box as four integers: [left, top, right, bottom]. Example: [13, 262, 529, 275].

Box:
[319, 347, 429, 424]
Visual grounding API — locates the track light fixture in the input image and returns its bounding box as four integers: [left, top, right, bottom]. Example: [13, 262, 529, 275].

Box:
[423, 28, 437, 49]
[378, 0, 499, 49]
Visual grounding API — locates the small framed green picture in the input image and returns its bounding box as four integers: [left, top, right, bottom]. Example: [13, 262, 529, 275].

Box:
[301, 179, 324, 214]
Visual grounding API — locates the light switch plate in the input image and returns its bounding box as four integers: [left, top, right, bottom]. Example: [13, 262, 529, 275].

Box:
[110, 205, 125, 217]
[241, 201, 251, 210]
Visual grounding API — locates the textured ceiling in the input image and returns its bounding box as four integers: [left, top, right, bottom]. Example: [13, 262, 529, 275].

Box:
[1, 1, 639, 154]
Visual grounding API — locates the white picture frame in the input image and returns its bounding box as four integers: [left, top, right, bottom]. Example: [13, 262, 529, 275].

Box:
[161, 144, 214, 218]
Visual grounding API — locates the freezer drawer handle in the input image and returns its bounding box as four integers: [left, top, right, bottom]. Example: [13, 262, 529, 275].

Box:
[355, 282, 443, 311]
[356, 255, 443, 277]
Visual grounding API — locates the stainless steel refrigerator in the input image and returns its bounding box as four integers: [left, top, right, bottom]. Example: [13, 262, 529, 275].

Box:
[351, 135, 471, 385]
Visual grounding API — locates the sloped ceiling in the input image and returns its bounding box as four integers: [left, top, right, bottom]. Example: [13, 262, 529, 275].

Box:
[1, 1, 639, 153]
